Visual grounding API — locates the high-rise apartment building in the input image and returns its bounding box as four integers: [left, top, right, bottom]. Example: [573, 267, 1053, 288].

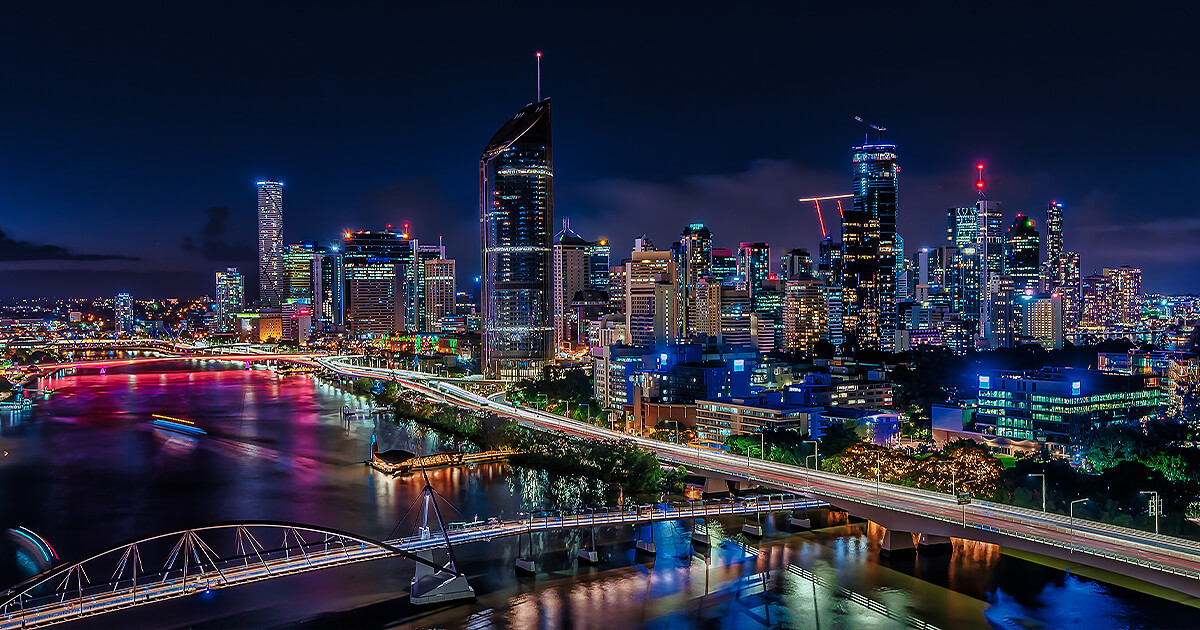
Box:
[479, 99, 554, 378]
[1052, 251, 1081, 330]
[1104, 266, 1142, 325]
[423, 258, 456, 332]
[1005, 215, 1040, 294]
[782, 274, 827, 353]
[257, 181, 284, 307]
[553, 220, 591, 350]
[1080, 273, 1111, 328]
[845, 143, 899, 351]
[1021, 293, 1063, 349]
[215, 268, 245, 332]
[114, 292, 134, 335]
[976, 199, 1004, 340]
[719, 287, 753, 348]
[817, 236, 843, 287]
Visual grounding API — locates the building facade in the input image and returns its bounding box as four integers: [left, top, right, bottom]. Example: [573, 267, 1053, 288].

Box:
[479, 99, 554, 378]
[215, 268, 244, 333]
[257, 181, 284, 307]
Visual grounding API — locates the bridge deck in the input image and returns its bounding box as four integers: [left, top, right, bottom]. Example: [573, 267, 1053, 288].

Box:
[0, 499, 817, 629]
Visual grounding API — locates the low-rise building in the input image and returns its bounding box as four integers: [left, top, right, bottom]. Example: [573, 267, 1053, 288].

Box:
[695, 393, 824, 445]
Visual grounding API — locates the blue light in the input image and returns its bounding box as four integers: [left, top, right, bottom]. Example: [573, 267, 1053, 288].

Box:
[734, 359, 745, 372]
[979, 375, 990, 389]
[1072, 381, 1081, 396]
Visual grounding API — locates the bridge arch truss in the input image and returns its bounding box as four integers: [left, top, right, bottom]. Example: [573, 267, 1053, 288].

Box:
[0, 521, 444, 629]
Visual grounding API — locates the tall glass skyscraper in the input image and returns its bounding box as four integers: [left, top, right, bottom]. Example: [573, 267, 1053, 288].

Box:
[680, 223, 713, 337]
[1045, 201, 1064, 263]
[1005, 214, 1041, 294]
[257, 181, 284, 307]
[114, 292, 134, 335]
[737, 241, 771, 311]
[480, 99, 554, 379]
[846, 143, 899, 351]
[947, 207, 978, 248]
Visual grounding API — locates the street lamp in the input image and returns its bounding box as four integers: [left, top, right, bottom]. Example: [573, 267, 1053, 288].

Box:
[1029, 473, 1046, 512]
[1069, 498, 1089, 553]
[804, 440, 819, 469]
[873, 452, 882, 497]
[1140, 490, 1160, 535]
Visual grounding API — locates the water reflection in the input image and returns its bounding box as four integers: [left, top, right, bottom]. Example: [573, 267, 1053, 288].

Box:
[0, 362, 1195, 630]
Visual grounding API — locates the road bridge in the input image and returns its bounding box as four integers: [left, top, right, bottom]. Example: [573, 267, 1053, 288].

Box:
[317, 356, 1200, 601]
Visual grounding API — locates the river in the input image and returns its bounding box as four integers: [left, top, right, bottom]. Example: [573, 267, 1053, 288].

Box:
[0, 360, 1194, 629]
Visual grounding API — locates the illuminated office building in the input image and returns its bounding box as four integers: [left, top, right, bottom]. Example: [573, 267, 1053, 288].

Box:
[1080, 273, 1111, 328]
[479, 98, 554, 378]
[587, 238, 610, 291]
[711, 248, 738, 285]
[1005, 214, 1040, 294]
[780, 248, 813, 278]
[424, 258, 456, 332]
[782, 274, 827, 353]
[1052, 251, 1081, 329]
[257, 180, 284, 307]
[679, 223, 713, 336]
[947, 206, 978, 248]
[817, 236, 843, 286]
[215, 268, 244, 333]
[737, 241, 771, 310]
[283, 241, 316, 303]
[342, 230, 410, 336]
[845, 143, 899, 351]
[1020, 293, 1063, 349]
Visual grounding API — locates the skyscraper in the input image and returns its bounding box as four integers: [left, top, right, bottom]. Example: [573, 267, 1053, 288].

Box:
[314, 244, 343, 327]
[283, 241, 316, 303]
[782, 274, 827, 353]
[780, 248, 814, 278]
[1080, 273, 1111, 328]
[587, 238, 610, 291]
[1045, 201, 1064, 264]
[1104, 266, 1143, 325]
[480, 98, 554, 378]
[424, 258, 456, 332]
[1053, 251, 1081, 330]
[976, 199, 1004, 339]
[711, 248, 738, 285]
[1005, 214, 1040, 294]
[342, 230, 410, 336]
[553, 219, 590, 350]
[679, 223, 713, 337]
[257, 181, 284, 307]
[817, 236, 843, 286]
[845, 142, 899, 351]
[215, 268, 245, 332]
[947, 207, 978, 248]
[737, 241, 771, 311]
[114, 292, 133, 335]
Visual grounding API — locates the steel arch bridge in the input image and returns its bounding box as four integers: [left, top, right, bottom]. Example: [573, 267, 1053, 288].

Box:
[0, 521, 452, 629]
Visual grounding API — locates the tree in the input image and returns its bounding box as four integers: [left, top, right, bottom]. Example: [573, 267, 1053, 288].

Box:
[818, 422, 862, 457]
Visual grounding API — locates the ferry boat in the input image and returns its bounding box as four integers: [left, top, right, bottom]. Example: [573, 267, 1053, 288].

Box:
[150, 414, 207, 436]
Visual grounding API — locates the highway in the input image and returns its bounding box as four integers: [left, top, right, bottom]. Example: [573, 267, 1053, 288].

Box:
[317, 357, 1200, 587]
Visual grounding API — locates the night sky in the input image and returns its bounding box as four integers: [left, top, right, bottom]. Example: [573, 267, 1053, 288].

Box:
[1, 2, 1197, 299]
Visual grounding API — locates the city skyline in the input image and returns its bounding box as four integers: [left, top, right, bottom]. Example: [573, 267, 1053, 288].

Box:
[0, 3, 1197, 298]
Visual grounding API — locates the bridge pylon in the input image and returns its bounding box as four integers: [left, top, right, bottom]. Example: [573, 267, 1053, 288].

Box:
[407, 470, 475, 605]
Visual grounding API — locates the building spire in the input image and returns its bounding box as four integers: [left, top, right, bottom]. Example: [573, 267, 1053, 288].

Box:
[536, 51, 542, 102]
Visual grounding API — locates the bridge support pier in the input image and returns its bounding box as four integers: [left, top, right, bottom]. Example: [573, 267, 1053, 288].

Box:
[409, 551, 475, 606]
[788, 516, 811, 529]
[692, 518, 711, 545]
[880, 529, 916, 556]
[741, 511, 763, 537]
[635, 522, 656, 554]
[917, 533, 953, 551]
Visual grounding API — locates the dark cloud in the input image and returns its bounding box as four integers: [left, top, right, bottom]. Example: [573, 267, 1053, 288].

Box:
[182, 206, 256, 261]
[0, 227, 139, 261]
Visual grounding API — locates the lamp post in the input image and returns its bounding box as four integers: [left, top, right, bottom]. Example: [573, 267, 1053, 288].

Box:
[1030, 473, 1046, 512]
[1069, 498, 1089, 553]
[1140, 490, 1160, 534]
[873, 452, 882, 498]
[804, 440, 819, 470]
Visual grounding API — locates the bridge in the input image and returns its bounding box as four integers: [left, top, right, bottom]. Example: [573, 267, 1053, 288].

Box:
[316, 356, 1200, 601]
[25, 353, 323, 378]
[0, 491, 818, 629]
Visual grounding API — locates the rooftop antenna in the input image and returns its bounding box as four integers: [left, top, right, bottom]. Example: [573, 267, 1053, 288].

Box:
[976, 162, 987, 200]
[536, 51, 543, 102]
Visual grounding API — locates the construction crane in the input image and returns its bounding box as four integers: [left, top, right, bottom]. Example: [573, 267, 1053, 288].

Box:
[797, 194, 853, 238]
[853, 115, 886, 142]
